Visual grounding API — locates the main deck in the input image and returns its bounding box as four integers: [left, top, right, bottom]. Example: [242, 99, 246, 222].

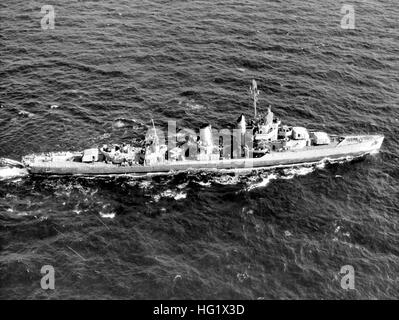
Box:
[26, 135, 384, 175]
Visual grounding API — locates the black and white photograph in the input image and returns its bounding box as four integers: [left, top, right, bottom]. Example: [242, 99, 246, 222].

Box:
[0, 0, 398, 306]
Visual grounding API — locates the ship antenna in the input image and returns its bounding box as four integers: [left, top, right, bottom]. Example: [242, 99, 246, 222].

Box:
[249, 79, 259, 118]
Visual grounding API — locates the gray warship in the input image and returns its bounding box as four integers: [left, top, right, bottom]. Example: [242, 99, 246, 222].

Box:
[22, 80, 384, 176]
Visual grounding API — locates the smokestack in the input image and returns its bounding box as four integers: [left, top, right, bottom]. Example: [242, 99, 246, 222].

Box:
[236, 114, 246, 135]
[200, 124, 213, 147]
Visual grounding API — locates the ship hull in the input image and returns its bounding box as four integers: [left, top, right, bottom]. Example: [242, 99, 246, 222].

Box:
[26, 135, 384, 176]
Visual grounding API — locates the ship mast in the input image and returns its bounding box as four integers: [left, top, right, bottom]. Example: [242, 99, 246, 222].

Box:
[151, 119, 159, 144]
[151, 119, 159, 147]
[249, 79, 259, 118]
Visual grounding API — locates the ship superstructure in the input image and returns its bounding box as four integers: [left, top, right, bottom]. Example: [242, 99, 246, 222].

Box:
[21, 80, 384, 176]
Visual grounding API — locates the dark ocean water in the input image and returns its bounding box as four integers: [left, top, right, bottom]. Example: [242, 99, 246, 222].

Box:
[0, 0, 398, 299]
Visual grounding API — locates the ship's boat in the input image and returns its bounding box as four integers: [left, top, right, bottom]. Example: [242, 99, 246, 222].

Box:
[21, 80, 384, 176]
